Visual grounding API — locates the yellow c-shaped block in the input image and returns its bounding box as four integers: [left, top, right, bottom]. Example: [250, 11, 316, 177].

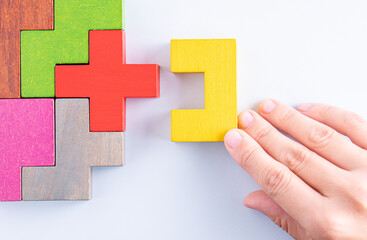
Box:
[171, 39, 237, 142]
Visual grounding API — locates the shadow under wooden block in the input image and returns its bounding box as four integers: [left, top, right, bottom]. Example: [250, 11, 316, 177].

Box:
[0, 0, 53, 98]
[0, 99, 54, 201]
[22, 99, 124, 201]
[171, 39, 237, 142]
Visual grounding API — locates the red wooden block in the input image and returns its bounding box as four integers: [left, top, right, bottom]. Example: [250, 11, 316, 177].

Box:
[55, 30, 160, 132]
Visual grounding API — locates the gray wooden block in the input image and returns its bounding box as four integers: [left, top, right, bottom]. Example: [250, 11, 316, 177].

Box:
[22, 99, 124, 201]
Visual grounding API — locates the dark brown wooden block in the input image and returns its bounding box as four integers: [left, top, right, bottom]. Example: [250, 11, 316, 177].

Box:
[0, 0, 53, 98]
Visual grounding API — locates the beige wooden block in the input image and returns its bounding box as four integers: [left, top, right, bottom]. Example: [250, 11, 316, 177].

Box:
[22, 99, 124, 200]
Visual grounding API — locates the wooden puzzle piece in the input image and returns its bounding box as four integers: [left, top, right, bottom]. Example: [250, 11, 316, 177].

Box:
[55, 30, 160, 132]
[171, 39, 237, 142]
[20, 0, 124, 98]
[0, 0, 53, 98]
[0, 99, 54, 201]
[22, 99, 124, 201]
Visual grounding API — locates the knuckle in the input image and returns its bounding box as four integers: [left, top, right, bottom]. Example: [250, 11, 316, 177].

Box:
[281, 147, 309, 172]
[307, 125, 335, 148]
[272, 216, 290, 233]
[239, 145, 259, 169]
[344, 112, 366, 130]
[253, 125, 273, 143]
[346, 178, 367, 212]
[263, 167, 292, 198]
[278, 109, 297, 126]
[272, 216, 282, 228]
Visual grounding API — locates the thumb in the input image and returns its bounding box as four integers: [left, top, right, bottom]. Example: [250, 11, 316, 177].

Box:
[244, 190, 308, 239]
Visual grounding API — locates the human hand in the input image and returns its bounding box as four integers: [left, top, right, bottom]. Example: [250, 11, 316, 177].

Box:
[224, 100, 367, 239]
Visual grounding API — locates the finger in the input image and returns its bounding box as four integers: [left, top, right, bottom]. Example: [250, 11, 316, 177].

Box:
[298, 103, 367, 150]
[224, 129, 323, 226]
[238, 110, 347, 196]
[258, 99, 366, 170]
[244, 190, 308, 239]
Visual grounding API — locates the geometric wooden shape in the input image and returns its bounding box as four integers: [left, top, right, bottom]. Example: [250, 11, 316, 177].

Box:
[20, 0, 124, 98]
[171, 39, 237, 142]
[55, 30, 160, 132]
[0, 0, 53, 98]
[0, 99, 55, 201]
[22, 99, 124, 200]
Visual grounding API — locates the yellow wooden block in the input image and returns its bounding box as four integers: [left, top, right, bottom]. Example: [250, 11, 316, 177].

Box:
[171, 39, 237, 142]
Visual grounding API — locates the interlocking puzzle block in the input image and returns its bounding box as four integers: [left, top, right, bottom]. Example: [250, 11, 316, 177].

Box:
[22, 99, 124, 201]
[55, 30, 160, 132]
[21, 0, 124, 98]
[0, 99, 54, 201]
[171, 39, 237, 142]
[0, 0, 53, 98]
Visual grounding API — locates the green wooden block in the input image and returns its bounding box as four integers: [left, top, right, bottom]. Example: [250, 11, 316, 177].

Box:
[21, 0, 124, 98]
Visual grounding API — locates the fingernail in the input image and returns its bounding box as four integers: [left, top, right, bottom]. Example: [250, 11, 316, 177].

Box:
[298, 103, 312, 112]
[260, 100, 276, 114]
[224, 130, 243, 149]
[239, 111, 254, 128]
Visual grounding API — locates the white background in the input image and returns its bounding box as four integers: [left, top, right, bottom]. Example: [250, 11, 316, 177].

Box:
[1, 0, 367, 239]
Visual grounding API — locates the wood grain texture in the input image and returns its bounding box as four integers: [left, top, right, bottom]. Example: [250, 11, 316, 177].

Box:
[22, 99, 124, 201]
[0, 0, 54, 98]
[171, 39, 237, 142]
[55, 30, 160, 132]
[21, 0, 124, 98]
[0, 99, 55, 201]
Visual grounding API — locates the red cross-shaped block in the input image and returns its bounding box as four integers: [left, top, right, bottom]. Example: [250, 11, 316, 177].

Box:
[55, 30, 160, 132]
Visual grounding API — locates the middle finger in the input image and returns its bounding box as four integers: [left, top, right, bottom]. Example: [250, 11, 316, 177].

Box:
[258, 100, 366, 171]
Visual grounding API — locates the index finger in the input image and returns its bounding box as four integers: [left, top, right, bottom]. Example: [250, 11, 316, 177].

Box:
[224, 129, 323, 229]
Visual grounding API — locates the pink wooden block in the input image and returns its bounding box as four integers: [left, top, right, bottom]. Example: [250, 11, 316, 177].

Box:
[0, 99, 55, 201]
